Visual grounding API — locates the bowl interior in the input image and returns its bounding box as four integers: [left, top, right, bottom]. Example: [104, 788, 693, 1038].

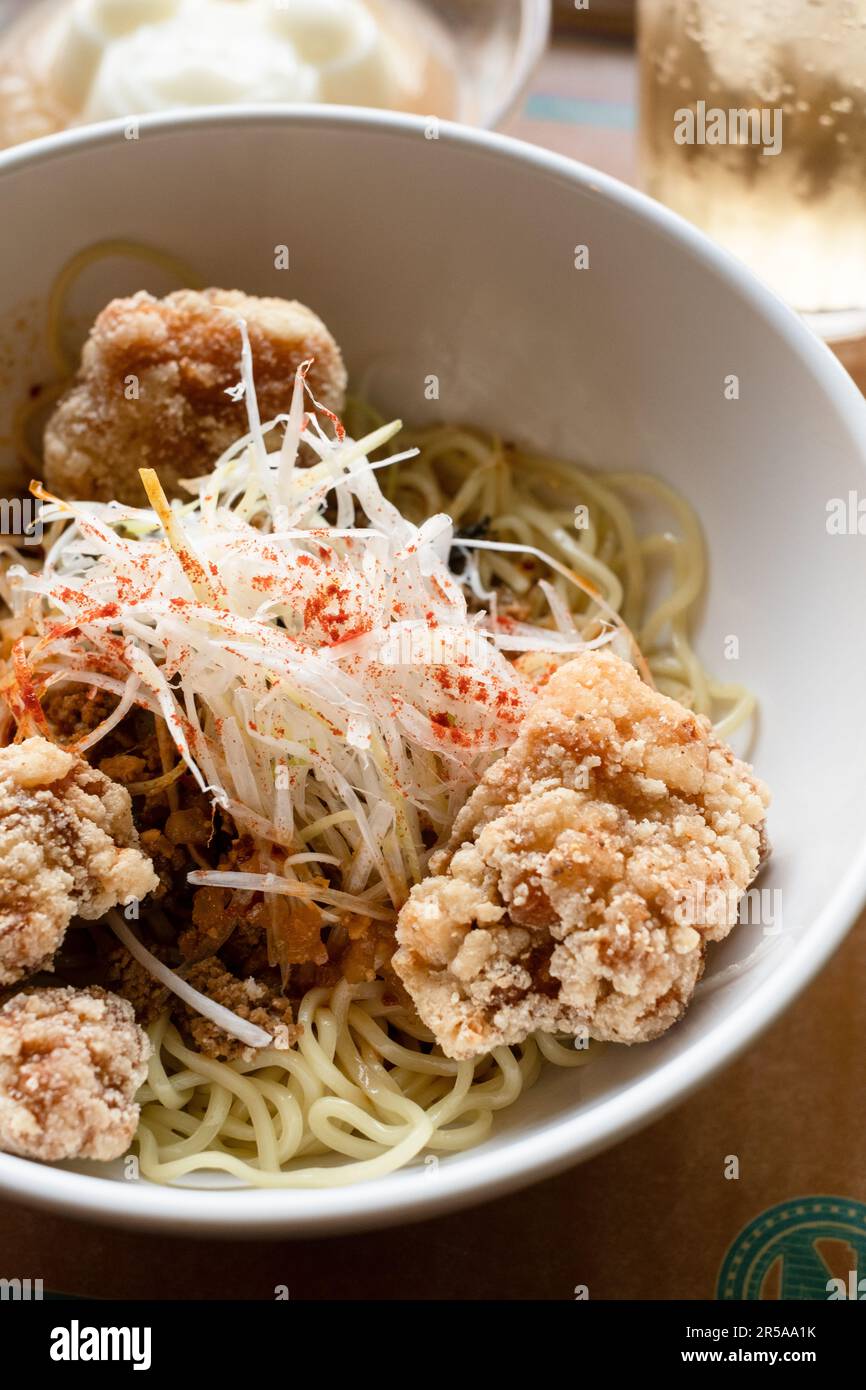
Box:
[0, 110, 865, 1232]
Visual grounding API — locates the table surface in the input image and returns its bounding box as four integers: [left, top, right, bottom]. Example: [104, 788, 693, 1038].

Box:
[1, 32, 864, 1302]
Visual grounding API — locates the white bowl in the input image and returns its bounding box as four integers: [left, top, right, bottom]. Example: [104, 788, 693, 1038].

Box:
[1, 108, 865, 1237]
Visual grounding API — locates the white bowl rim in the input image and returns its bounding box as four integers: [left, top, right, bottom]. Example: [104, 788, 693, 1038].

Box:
[0, 104, 865, 1236]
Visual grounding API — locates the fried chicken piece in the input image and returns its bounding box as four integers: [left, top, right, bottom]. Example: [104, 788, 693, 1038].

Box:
[0, 737, 159, 986]
[394, 650, 770, 1059]
[0, 986, 149, 1162]
[43, 287, 348, 504]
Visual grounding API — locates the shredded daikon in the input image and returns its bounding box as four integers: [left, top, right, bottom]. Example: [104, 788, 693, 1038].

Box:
[7, 331, 615, 999]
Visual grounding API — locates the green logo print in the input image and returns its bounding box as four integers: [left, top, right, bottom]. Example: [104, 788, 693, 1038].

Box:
[718, 1197, 866, 1300]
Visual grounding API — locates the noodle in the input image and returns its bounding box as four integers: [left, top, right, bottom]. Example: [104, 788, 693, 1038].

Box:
[134, 982, 557, 1187]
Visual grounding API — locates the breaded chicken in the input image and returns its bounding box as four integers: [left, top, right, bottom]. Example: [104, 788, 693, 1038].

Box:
[0, 986, 149, 1162]
[0, 736, 158, 986]
[43, 288, 348, 504]
[394, 650, 770, 1059]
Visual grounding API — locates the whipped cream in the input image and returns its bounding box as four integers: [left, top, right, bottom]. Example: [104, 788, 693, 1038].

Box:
[45, 0, 407, 120]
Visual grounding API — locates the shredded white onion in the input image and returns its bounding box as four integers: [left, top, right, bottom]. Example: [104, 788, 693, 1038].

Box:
[8, 331, 613, 987]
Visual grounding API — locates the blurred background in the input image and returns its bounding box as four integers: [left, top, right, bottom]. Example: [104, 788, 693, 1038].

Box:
[2, 0, 863, 384]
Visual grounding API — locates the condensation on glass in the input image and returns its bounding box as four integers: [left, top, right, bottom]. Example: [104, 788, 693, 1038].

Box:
[639, 0, 866, 334]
